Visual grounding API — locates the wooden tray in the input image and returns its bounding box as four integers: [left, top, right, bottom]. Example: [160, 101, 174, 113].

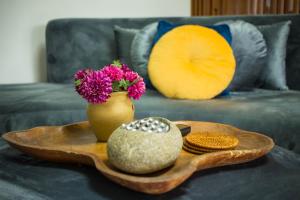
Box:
[2, 121, 274, 194]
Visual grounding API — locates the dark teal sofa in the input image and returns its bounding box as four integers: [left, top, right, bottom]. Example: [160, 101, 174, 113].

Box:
[1, 14, 300, 153]
[0, 15, 300, 199]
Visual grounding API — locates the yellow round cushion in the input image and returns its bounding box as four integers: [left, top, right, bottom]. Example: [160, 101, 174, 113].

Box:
[148, 25, 236, 99]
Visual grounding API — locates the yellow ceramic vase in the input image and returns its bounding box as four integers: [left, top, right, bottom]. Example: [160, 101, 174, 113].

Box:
[87, 92, 134, 142]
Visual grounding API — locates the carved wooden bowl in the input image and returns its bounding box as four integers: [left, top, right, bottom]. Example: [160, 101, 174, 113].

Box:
[2, 121, 274, 194]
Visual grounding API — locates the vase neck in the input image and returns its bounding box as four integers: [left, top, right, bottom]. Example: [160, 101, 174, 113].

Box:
[89, 92, 129, 106]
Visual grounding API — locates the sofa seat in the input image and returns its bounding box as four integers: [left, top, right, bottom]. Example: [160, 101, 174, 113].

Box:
[0, 138, 299, 199]
[0, 83, 300, 153]
[135, 89, 300, 154]
[0, 83, 86, 134]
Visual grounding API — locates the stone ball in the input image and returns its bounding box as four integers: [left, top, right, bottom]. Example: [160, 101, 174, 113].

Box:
[107, 117, 183, 174]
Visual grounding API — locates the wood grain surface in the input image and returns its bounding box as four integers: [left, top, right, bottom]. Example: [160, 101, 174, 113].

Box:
[2, 121, 274, 194]
[191, 0, 300, 16]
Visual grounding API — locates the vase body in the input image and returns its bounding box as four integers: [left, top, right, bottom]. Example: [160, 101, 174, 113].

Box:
[87, 92, 134, 142]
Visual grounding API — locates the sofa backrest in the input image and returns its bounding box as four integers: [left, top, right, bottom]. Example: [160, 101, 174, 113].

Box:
[46, 14, 300, 90]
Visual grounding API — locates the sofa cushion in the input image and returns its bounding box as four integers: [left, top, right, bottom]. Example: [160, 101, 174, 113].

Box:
[153, 20, 232, 44]
[130, 22, 158, 89]
[113, 22, 159, 89]
[130, 20, 233, 90]
[216, 20, 267, 90]
[257, 21, 291, 90]
[148, 25, 235, 100]
[0, 84, 300, 153]
[114, 25, 139, 67]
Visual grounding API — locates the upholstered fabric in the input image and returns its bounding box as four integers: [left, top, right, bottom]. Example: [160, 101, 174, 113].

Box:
[0, 83, 86, 133]
[46, 15, 300, 90]
[114, 25, 139, 67]
[113, 23, 158, 89]
[257, 21, 291, 90]
[0, 141, 299, 199]
[1, 84, 300, 154]
[130, 22, 158, 88]
[148, 25, 235, 99]
[153, 20, 176, 43]
[135, 89, 300, 153]
[216, 20, 267, 90]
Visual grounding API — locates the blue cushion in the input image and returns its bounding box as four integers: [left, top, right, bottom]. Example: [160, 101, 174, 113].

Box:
[153, 20, 232, 45]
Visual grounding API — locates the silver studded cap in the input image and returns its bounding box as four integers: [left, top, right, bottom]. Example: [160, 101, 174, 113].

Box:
[121, 117, 170, 133]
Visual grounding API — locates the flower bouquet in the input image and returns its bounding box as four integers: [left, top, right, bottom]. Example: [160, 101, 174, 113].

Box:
[74, 60, 145, 103]
[74, 60, 146, 141]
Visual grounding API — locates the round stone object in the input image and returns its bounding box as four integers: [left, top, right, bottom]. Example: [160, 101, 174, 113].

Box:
[107, 117, 183, 174]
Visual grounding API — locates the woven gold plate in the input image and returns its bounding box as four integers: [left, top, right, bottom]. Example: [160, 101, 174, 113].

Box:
[2, 121, 274, 194]
[185, 132, 239, 150]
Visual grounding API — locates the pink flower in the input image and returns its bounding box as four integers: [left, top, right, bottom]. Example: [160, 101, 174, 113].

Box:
[75, 70, 112, 104]
[128, 79, 146, 100]
[74, 69, 92, 80]
[101, 65, 124, 81]
[74, 61, 146, 103]
[124, 71, 139, 82]
[121, 64, 132, 73]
